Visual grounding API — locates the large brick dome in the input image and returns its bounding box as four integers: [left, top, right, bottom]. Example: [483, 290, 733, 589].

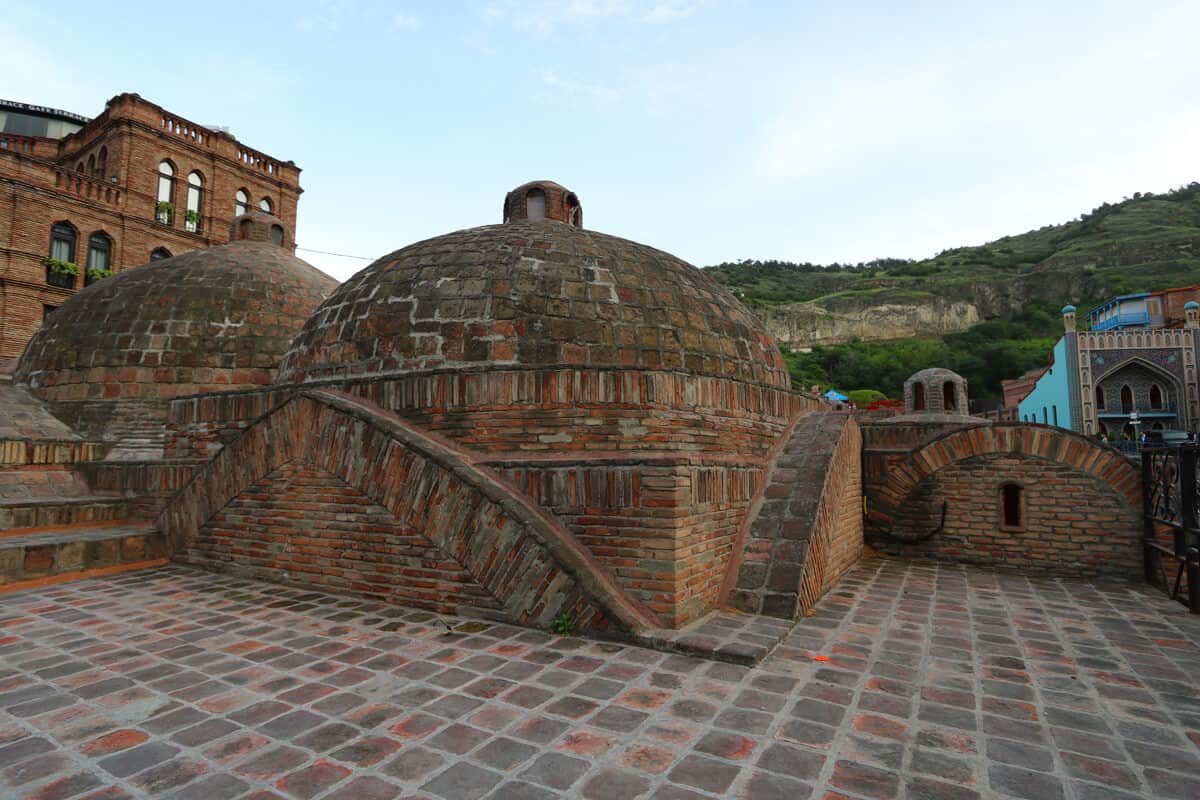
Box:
[277, 221, 789, 388]
[17, 236, 336, 404]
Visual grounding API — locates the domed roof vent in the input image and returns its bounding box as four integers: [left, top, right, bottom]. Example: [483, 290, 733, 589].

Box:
[503, 180, 582, 228]
[231, 210, 292, 248]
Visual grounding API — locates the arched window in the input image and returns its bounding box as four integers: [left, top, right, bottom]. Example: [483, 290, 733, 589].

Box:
[85, 233, 112, 285]
[49, 222, 76, 263]
[86, 233, 111, 271]
[97, 147, 107, 179]
[1052, 405, 1058, 426]
[526, 188, 546, 220]
[269, 224, 284, 246]
[185, 171, 204, 232]
[912, 382, 925, 412]
[1095, 385, 1105, 411]
[235, 189, 250, 216]
[75, 162, 84, 173]
[566, 193, 581, 227]
[1150, 384, 1164, 410]
[150, 247, 172, 261]
[1042, 407, 1048, 424]
[942, 381, 956, 411]
[156, 161, 175, 223]
[259, 196, 273, 213]
[1001, 484, 1023, 529]
[86, 154, 95, 175]
[1121, 385, 1133, 414]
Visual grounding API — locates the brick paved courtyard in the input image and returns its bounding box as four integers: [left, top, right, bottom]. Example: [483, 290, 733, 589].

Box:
[1, 559, 1198, 800]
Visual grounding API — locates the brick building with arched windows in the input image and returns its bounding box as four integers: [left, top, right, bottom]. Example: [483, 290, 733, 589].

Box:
[0, 93, 303, 371]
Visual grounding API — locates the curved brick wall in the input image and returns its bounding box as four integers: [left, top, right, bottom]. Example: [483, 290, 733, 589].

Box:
[865, 423, 1141, 576]
[159, 389, 657, 633]
[17, 241, 336, 404]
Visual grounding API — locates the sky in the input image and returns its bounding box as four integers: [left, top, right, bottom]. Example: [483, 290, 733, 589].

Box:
[4, 1, 1199, 280]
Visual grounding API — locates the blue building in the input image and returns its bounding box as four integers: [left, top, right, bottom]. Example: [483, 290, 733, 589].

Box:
[1017, 299, 1200, 439]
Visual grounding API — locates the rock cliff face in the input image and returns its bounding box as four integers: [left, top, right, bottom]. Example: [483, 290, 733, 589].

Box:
[759, 299, 983, 347]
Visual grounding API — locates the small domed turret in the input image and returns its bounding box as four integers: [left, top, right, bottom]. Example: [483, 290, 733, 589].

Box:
[503, 180, 582, 227]
[231, 210, 293, 248]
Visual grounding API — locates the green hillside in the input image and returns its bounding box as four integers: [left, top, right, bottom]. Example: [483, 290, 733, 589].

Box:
[706, 183, 1200, 400]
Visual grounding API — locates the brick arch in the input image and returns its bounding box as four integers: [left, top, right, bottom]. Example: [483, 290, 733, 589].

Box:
[158, 389, 656, 634]
[868, 422, 1140, 534]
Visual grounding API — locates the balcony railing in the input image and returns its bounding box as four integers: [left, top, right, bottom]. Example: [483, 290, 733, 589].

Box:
[46, 266, 76, 290]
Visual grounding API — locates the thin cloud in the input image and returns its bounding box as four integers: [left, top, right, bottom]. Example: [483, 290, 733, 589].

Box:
[393, 12, 422, 32]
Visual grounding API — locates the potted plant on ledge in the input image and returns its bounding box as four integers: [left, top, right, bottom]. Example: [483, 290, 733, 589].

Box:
[45, 258, 80, 289]
[184, 209, 201, 233]
[85, 267, 114, 286]
[156, 201, 175, 224]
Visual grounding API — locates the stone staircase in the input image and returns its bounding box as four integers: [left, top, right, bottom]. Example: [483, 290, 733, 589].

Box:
[0, 392, 170, 591]
[103, 400, 169, 461]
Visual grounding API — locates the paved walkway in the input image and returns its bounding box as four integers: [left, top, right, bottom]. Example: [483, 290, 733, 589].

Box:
[1, 559, 1198, 799]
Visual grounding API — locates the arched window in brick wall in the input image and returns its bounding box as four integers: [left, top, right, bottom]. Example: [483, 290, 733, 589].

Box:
[86, 154, 95, 175]
[97, 147, 107, 179]
[150, 247, 171, 261]
[259, 196, 273, 214]
[1150, 383, 1164, 410]
[942, 381, 956, 411]
[235, 189, 250, 216]
[270, 225, 284, 246]
[85, 233, 112, 285]
[49, 222, 76, 264]
[186, 171, 204, 232]
[913, 383, 925, 411]
[1121, 385, 1133, 414]
[1000, 484, 1024, 529]
[156, 161, 176, 224]
[526, 188, 546, 220]
[1095, 385, 1105, 410]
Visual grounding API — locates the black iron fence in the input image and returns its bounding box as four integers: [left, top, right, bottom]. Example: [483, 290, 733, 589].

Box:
[1141, 445, 1200, 612]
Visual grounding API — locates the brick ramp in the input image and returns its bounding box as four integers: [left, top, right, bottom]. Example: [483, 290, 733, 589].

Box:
[723, 412, 863, 619]
[159, 389, 658, 635]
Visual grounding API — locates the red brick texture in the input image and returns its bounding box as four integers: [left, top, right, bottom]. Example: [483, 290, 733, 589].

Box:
[14, 241, 335, 443]
[159, 389, 658, 634]
[0, 92, 302, 363]
[725, 413, 863, 619]
[864, 422, 1142, 576]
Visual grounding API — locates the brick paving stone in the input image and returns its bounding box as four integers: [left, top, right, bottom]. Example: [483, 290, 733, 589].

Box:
[275, 759, 351, 799]
[421, 761, 502, 800]
[0, 561, 1197, 800]
[322, 776, 401, 800]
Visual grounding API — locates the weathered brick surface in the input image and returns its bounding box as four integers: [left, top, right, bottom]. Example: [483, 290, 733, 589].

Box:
[864, 422, 1141, 576]
[14, 239, 335, 445]
[493, 459, 762, 624]
[277, 221, 790, 392]
[162, 390, 657, 634]
[879, 453, 1141, 575]
[727, 413, 863, 618]
[191, 462, 504, 614]
[0, 92, 302, 363]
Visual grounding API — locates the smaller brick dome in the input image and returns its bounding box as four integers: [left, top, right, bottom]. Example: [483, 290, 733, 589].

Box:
[904, 368, 969, 416]
[231, 210, 293, 249]
[16, 239, 337, 403]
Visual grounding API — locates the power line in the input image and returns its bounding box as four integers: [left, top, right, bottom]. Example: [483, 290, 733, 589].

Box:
[295, 246, 374, 261]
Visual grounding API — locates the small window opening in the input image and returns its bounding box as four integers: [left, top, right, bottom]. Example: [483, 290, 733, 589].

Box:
[526, 188, 546, 220]
[1095, 385, 1105, 411]
[942, 381, 956, 411]
[912, 382, 925, 411]
[150, 247, 171, 261]
[1001, 484, 1023, 528]
[1150, 384, 1163, 410]
[1121, 384, 1133, 414]
[269, 224, 284, 246]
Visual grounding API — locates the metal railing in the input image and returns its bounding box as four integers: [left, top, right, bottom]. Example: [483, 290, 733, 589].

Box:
[1141, 445, 1200, 612]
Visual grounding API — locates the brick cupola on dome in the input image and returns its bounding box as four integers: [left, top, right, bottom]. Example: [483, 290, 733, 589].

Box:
[503, 180, 582, 226]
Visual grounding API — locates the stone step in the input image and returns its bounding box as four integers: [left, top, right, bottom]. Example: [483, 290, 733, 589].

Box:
[0, 522, 167, 592]
[0, 496, 131, 532]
